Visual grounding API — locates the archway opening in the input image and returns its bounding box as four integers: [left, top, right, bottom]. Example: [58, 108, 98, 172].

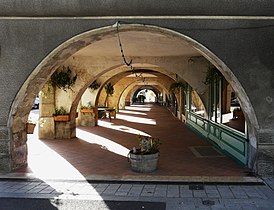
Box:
[9, 24, 257, 178]
[133, 87, 158, 104]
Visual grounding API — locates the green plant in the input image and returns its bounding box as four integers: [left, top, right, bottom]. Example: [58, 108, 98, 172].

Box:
[203, 64, 222, 85]
[80, 102, 94, 110]
[132, 135, 161, 155]
[48, 66, 77, 91]
[89, 80, 100, 91]
[104, 82, 114, 96]
[27, 117, 36, 124]
[169, 81, 185, 93]
[53, 106, 69, 116]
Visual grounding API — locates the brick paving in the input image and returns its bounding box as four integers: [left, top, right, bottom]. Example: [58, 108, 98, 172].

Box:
[13, 103, 252, 181]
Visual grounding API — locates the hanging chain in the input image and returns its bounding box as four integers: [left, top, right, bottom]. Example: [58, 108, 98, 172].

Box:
[116, 21, 143, 78]
[116, 21, 133, 69]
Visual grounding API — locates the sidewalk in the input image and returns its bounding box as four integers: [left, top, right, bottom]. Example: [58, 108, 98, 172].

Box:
[0, 178, 273, 209]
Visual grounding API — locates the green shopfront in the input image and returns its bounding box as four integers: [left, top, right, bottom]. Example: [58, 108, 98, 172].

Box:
[185, 67, 248, 166]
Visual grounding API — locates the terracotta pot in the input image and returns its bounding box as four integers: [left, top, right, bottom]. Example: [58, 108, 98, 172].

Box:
[27, 123, 36, 134]
[108, 110, 116, 118]
[80, 108, 94, 113]
[54, 115, 70, 121]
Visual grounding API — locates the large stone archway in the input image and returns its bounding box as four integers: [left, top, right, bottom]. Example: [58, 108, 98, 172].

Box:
[6, 24, 259, 174]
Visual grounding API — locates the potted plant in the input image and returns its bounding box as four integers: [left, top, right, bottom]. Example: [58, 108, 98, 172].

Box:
[106, 107, 117, 120]
[80, 102, 95, 113]
[27, 118, 36, 134]
[169, 81, 185, 94]
[203, 63, 222, 85]
[128, 135, 161, 173]
[104, 82, 114, 107]
[53, 106, 70, 121]
[89, 80, 100, 91]
[233, 107, 243, 119]
[48, 66, 77, 92]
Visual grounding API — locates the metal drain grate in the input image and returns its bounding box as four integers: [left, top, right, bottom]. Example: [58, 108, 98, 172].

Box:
[189, 184, 204, 190]
[189, 146, 224, 158]
[202, 200, 215, 206]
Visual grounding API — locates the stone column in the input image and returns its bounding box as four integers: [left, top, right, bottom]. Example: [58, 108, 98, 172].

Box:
[9, 110, 28, 171]
[0, 119, 29, 172]
[257, 129, 274, 176]
[78, 111, 96, 127]
[39, 85, 55, 139]
[0, 126, 11, 172]
[55, 121, 75, 139]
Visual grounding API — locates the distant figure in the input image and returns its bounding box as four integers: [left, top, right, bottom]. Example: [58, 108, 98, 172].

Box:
[138, 95, 146, 103]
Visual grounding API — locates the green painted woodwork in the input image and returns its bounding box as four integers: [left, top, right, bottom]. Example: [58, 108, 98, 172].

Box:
[187, 112, 248, 165]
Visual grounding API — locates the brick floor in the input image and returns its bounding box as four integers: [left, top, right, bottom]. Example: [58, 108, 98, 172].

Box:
[16, 104, 251, 180]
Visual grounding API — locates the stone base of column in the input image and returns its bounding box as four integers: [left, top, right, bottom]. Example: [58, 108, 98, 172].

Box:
[257, 144, 274, 176]
[55, 121, 76, 139]
[11, 144, 27, 171]
[79, 112, 96, 127]
[39, 117, 55, 139]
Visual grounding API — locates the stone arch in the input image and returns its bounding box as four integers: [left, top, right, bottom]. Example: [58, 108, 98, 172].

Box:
[118, 79, 171, 109]
[131, 86, 161, 102]
[8, 23, 258, 172]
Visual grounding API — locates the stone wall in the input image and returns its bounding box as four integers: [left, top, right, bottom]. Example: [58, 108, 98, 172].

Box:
[1, 1, 273, 16]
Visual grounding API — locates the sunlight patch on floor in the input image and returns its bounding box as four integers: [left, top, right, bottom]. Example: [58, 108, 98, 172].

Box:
[27, 134, 100, 198]
[28, 136, 87, 181]
[77, 128, 130, 157]
[116, 114, 156, 125]
[98, 120, 150, 136]
[125, 105, 151, 112]
[118, 109, 147, 116]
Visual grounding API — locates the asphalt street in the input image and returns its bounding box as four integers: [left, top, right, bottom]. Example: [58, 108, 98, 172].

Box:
[0, 198, 165, 210]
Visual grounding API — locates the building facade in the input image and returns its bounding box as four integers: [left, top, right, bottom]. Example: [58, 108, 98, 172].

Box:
[0, 1, 273, 176]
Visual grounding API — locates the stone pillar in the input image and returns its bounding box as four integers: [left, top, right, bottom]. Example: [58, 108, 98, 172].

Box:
[11, 129, 28, 170]
[177, 89, 183, 120]
[78, 111, 96, 127]
[0, 122, 28, 172]
[163, 92, 167, 106]
[55, 121, 75, 139]
[10, 112, 28, 171]
[257, 129, 274, 176]
[0, 126, 11, 172]
[221, 82, 232, 114]
[39, 86, 55, 139]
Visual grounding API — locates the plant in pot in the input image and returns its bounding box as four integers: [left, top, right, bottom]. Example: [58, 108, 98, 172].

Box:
[53, 106, 70, 121]
[80, 102, 95, 113]
[233, 107, 243, 119]
[128, 135, 161, 173]
[169, 81, 185, 94]
[89, 80, 100, 92]
[27, 118, 36, 134]
[203, 63, 222, 85]
[104, 82, 114, 107]
[48, 66, 77, 92]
